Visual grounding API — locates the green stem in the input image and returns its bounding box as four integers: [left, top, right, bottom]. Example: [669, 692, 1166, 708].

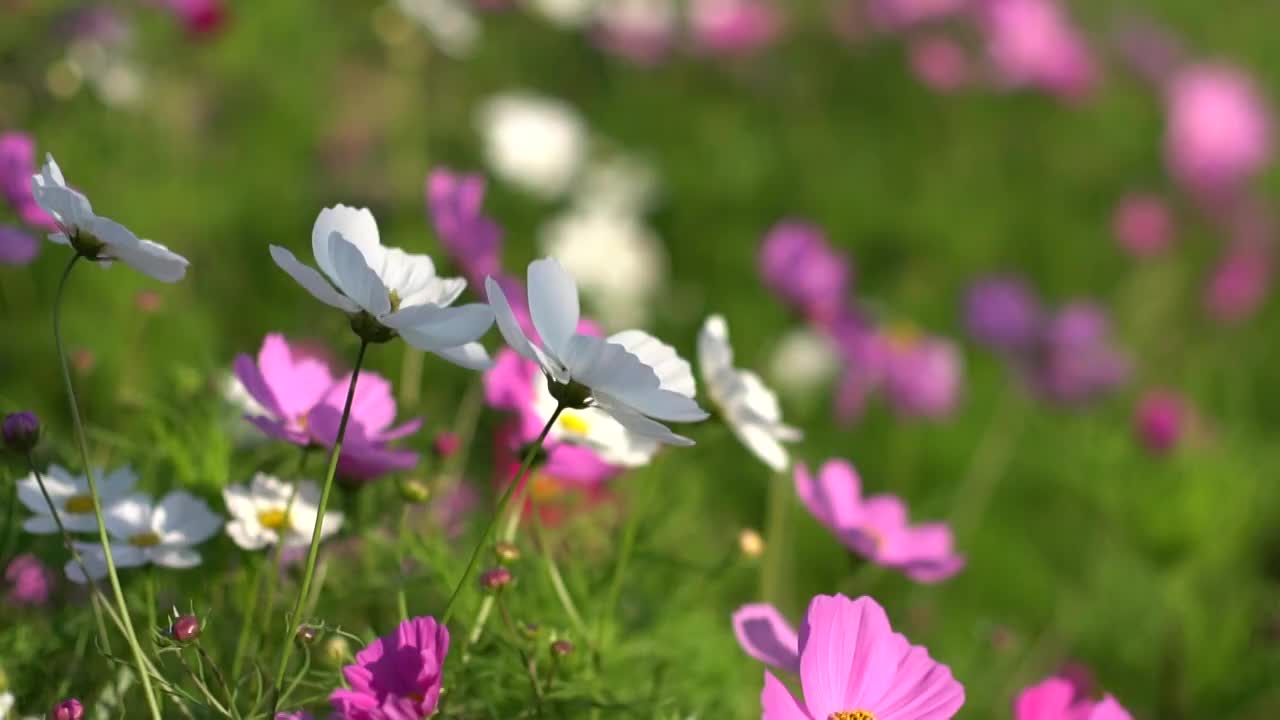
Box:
[443, 403, 564, 625]
[596, 474, 653, 652]
[396, 503, 411, 622]
[53, 253, 163, 720]
[271, 339, 370, 709]
[229, 552, 266, 683]
[0, 470, 17, 563]
[143, 568, 157, 642]
[761, 470, 790, 608]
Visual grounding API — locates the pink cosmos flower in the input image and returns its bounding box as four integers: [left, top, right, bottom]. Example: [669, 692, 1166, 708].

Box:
[1205, 242, 1272, 324]
[1166, 64, 1272, 198]
[980, 0, 1096, 100]
[1014, 675, 1132, 720]
[1134, 389, 1184, 455]
[330, 616, 449, 719]
[6, 553, 53, 606]
[881, 332, 963, 420]
[426, 169, 504, 290]
[690, 0, 782, 56]
[1112, 192, 1174, 258]
[0, 132, 56, 230]
[234, 333, 423, 482]
[795, 460, 965, 582]
[166, 0, 227, 37]
[909, 36, 972, 94]
[759, 221, 853, 326]
[0, 225, 38, 265]
[1030, 302, 1130, 405]
[593, 0, 678, 67]
[759, 594, 965, 720]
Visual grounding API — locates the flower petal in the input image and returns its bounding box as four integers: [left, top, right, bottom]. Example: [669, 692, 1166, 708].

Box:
[797, 594, 903, 718]
[487, 275, 543, 364]
[761, 671, 810, 720]
[104, 494, 155, 541]
[150, 546, 202, 569]
[875, 641, 965, 720]
[153, 491, 223, 546]
[312, 205, 382, 283]
[527, 257, 580, 358]
[430, 342, 494, 371]
[386, 303, 494, 348]
[594, 392, 694, 446]
[733, 603, 801, 673]
[609, 329, 698, 397]
[328, 233, 391, 316]
[270, 245, 360, 313]
[93, 217, 188, 282]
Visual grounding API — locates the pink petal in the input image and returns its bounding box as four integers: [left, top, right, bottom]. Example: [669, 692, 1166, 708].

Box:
[1013, 677, 1077, 720]
[762, 671, 811, 720]
[323, 370, 398, 436]
[798, 594, 903, 717]
[233, 353, 285, 419]
[257, 334, 334, 420]
[795, 460, 863, 532]
[876, 642, 965, 720]
[1086, 696, 1133, 720]
[733, 603, 801, 673]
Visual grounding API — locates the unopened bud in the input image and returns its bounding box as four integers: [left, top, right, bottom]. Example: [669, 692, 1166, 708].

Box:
[322, 636, 351, 666]
[493, 541, 520, 564]
[738, 528, 765, 559]
[520, 622, 542, 640]
[399, 478, 431, 504]
[50, 699, 85, 720]
[170, 614, 201, 643]
[432, 432, 461, 458]
[2, 411, 40, 453]
[296, 625, 319, 646]
[479, 567, 513, 592]
[550, 639, 574, 657]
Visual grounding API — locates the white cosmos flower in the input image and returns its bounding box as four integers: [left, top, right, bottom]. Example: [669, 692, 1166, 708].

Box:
[530, 0, 599, 27]
[698, 315, 802, 472]
[0, 691, 13, 719]
[66, 490, 223, 583]
[487, 257, 709, 445]
[223, 473, 343, 551]
[269, 205, 494, 369]
[768, 327, 839, 398]
[17, 464, 137, 535]
[395, 0, 479, 57]
[530, 360, 662, 466]
[479, 93, 587, 198]
[30, 154, 188, 282]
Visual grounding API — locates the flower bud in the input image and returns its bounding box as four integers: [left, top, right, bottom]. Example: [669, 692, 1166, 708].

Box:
[432, 432, 461, 458]
[399, 478, 431, 504]
[170, 614, 201, 643]
[296, 624, 319, 646]
[479, 567, 513, 592]
[322, 636, 351, 666]
[2, 411, 40, 453]
[50, 699, 85, 720]
[738, 528, 765, 559]
[550, 639, 574, 657]
[493, 541, 520, 564]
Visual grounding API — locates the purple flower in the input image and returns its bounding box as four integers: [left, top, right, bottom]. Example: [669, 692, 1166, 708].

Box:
[1166, 64, 1272, 198]
[881, 332, 963, 420]
[690, 0, 782, 56]
[50, 698, 85, 720]
[1134, 389, 1184, 455]
[0, 132, 56, 229]
[965, 276, 1042, 353]
[330, 616, 449, 719]
[2, 411, 40, 453]
[426, 169, 504, 289]
[795, 460, 965, 582]
[759, 221, 852, 325]
[1205, 242, 1271, 323]
[0, 225, 38, 265]
[6, 553, 53, 606]
[909, 36, 972, 94]
[732, 603, 800, 672]
[1030, 302, 1130, 405]
[980, 0, 1096, 100]
[1112, 192, 1174, 258]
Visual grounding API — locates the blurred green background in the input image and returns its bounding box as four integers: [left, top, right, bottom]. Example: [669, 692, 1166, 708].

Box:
[2, 1, 1280, 718]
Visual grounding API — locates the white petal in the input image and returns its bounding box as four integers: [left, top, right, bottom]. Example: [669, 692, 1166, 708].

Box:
[222, 483, 257, 522]
[610, 385, 710, 422]
[270, 245, 361, 313]
[391, 303, 493, 349]
[527, 257, 580, 358]
[567, 336, 708, 422]
[93, 217, 188, 282]
[732, 422, 791, 472]
[22, 516, 60, 534]
[226, 520, 273, 551]
[486, 275, 541, 363]
[609, 329, 698, 397]
[104, 494, 155, 541]
[149, 546, 202, 569]
[153, 491, 223, 546]
[429, 342, 494, 371]
[594, 393, 695, 446]
[697, 314, 733, 386]
[328, 233, 391, 316]
[312, 205, 382, 282]
[98, 466, 139, 503]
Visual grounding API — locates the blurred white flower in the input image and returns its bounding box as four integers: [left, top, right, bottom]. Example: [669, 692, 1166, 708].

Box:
[479, 93, 587, 198]
[18, 465, 138, 535]
[768, 327, 840, 397]
[698, 315, 801, 471]
[395, 0, 479, 57]
[66, 491, 223, 583]
[0, 692, 12, 719]
[540, 205, 665, 328]
[574, 153, 659, 216]
[269, 205, 493, 369]
[487, 257, 709, 445]
[30, 155, 188, 282]
[223, 473, 343, 551]
[529, 0, 599, 28]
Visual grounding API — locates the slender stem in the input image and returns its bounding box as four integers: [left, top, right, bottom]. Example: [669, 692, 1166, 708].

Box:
[396, 503, 411, 622]
[53, 253, 163, 720]
[271, 340, 369, 708]
[596, 473, 654, 652]
[143, 568, 158, 642]
[0, 470, 17, 562]
[197, 645, 241, 720]
[443, 403, 565, 625]
[229, 552, 266, 683]
[761, 470, 790, 608]
[527, 502, 590, 639]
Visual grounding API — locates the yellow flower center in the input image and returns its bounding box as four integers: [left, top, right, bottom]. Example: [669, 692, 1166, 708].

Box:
[830, 712, 877, 720]
[128, 532, 162, 547]
[257, 508, 289, 530]
[63, 495, 95, 514]
[558, 412, 590, 435]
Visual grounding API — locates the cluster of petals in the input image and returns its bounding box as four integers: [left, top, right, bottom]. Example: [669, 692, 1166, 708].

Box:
[795, 460, 964, 582]
[66, 490, 222, 582]
[223, 472, 343, 550]
[330, 616, 450, 719]
[1014, 675, 1132, 720]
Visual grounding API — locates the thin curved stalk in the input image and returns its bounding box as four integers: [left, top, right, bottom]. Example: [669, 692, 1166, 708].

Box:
[54, 253, 163, 719]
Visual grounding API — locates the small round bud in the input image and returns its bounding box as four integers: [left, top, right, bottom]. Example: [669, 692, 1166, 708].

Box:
[322, 636, 351, 666]
[493, 541, 520, 564]
[296, 625, 319, 646]
[550, 639, 574, 657]
[50, 699, 85, 720]
[479, 567, 513, 592]
[3, 411, 40, 453]
[399, 478, 431, 504]
[170, 615, 201, 643]
[738, 528, 765, 559]
[520, 622, 542, 640]
[432, 432, 461, 458]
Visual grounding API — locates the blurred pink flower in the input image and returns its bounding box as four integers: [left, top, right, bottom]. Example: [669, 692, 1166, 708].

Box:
[732, 603, 800, 672]
[759, 221, 852, 326]
[593, 1, 677, 67]
[866, 0, 967, 31]
[760, 594, 965, 720]
[1135, 389, 1184, 455]
[965, 275, 1042, 353]
[882, 331, 963, 419]
[0, 132, 56, 230]
[432, 482, 478, 539]
[6, 553, 53, 606]
[1205, 242, 1272, 323]
[909, 36, 972, 93]
[795, 460, 965, 582]
[0, 225, 38, 265]
[690, 0, 782, 56]
[167, 0, 227, 37]
[1014, 675, 1132, 720]
[330, 616, 449, 718]
[1031, 302, 1130, 405]
[980, 0, 1096, 100]
[1112, 192, 1174, 258]
[134, 290, 163, 313]
[426, 168, 504, 290]
[1166, 64, 1272, 198]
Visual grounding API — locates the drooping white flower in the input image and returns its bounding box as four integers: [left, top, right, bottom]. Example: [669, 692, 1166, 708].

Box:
[479, 93, 587, 198]
[269, 205, 494, 369]
[29, 154, 188, 282]
[487, 257, 709, 445]
[768, 327, 840, 398]
[66, 490, 223, 583]
[223, 473, 343, 551]
[698, 315, 802, 471]
[17, 464, 138, 535]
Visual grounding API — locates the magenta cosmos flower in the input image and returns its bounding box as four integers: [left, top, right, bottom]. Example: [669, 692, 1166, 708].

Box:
[426, 168, 504, 289]
[689, 0, 782, 57]
[1014, 675, 1132, 720]
[234, 333, 423, 481]
[795, 460, 964, 582]
[980, 0, 1096, 100]
[1134, 388, 1185, 455]
[330, 616, 449, 719]
[759, 221, 852, 326]
[0, 132, 56, 230]
[759, 594, 964, 720]
[1112, 192, 1174, 258]
[880, 330, 963, 420]
[1166, 63, 1272, 197]
[6, 553, 53, 607]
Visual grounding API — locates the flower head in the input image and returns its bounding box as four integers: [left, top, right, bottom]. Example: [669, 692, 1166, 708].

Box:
[2, 411, 40, 453]
[269, 205, 493, 368]
[760, 594, 964, 720]
[1029, 302, 1130, 405]
[5, 553, 53, 607]
[1166, 64, 1272, 197]
[698, 315, 801, 471]
[965, 276, 1042, 354]
[486, 257, 709, 446]
[880, 331, 963, 420]
[223, 473, 344, 550]
[30, 154, 188, 282]
[50, 698, 85, 720]
[66, 490, 223, 583]
[330, 616, 450, 719]
[1014, 675, 1132, 720]
[759, 222, 851, 325]
[795, 460, 965, 582]
[170, 614, 201, 643]
[1134, 389, 1185, 455]
[689, 0, 781, 56]
[0, 132, 56, 229]
[478, 93, 587, 198]
[167, 0, 227, 37]
[980, 0, 1096, 100]
[1112, 192, 1175, 258]
[18, 465, 137, 535]
[426, 168, 504, 288]
[593, 0, 678, 66]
